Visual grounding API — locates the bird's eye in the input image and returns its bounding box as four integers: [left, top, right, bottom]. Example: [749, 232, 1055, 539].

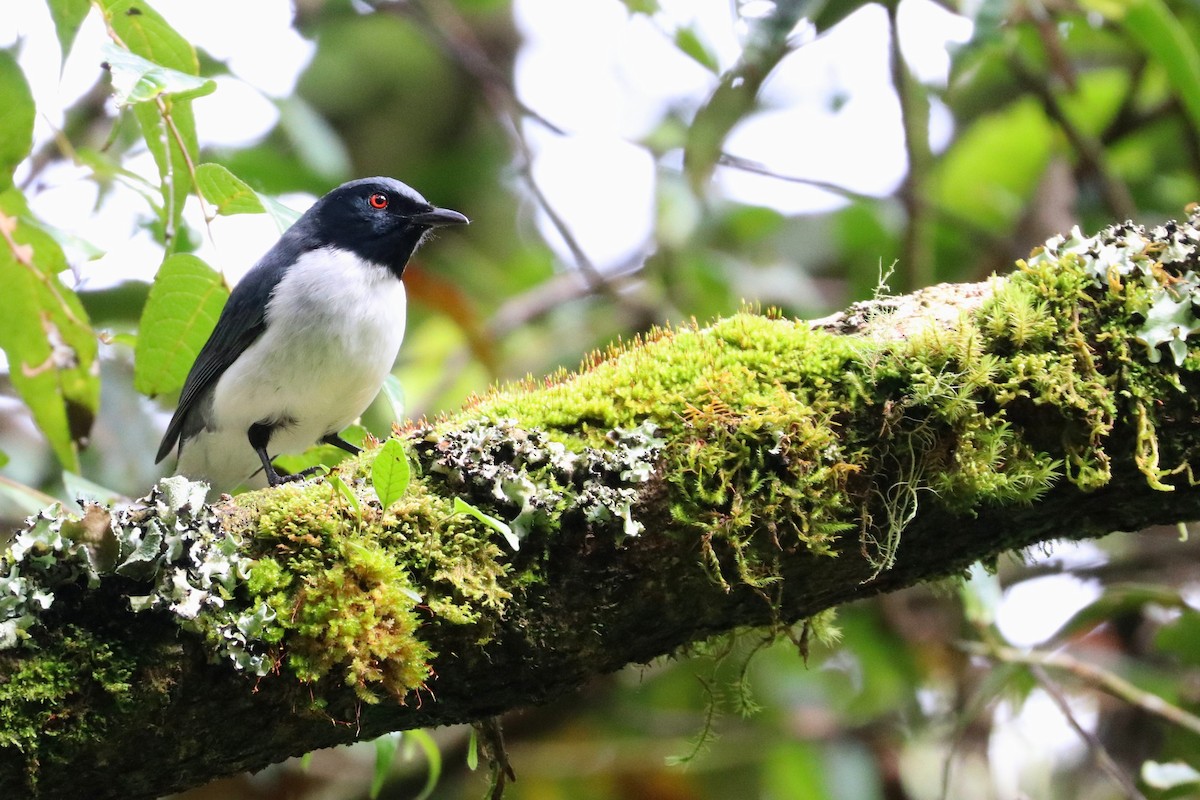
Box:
[368, 193, 389, 210]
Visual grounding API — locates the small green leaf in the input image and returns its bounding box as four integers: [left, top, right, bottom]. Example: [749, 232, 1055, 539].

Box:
[370, 733, 402, 799]
[194, 163, 301, 232]
[102, 44, 215, 105]
[673, 26, 719, 74]
[379, 374, 406, 425]
[372, 438, 411, 510]
[0, 50, 36, 192]
[453, 497, 518, 551]
[196, 163, 267, 216]
[47, 0, 93, 65]
[134, 254, 228, 397]
[466, 726, 479, 771]
[404, 729, 443, 800]
[0, 448, 7, 468]
[328, 473, 361, 520]
[621, 0, 660, 13]
[258, 193, 302, 232]
[62, 471, 125, 505]
[0, 474, 59, 516]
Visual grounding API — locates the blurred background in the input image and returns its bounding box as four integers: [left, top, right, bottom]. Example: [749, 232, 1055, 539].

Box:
[5, 0, 1200, 797]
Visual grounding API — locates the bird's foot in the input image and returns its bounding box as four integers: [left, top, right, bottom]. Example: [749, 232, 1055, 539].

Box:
[265, 464, 326, 487]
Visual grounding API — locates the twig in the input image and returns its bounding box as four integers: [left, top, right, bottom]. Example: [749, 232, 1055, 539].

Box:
[400, 0, 640, 308]
[960, 640, 1200, 738]
[1028, 663, 1147, 800]
[716, 152, 1007, 249]
[1009, 55, 1136, 220]
[887, 4, 934, 293]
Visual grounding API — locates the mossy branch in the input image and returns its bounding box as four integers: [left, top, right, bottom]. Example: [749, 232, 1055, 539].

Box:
[6, 214, 1200, 799]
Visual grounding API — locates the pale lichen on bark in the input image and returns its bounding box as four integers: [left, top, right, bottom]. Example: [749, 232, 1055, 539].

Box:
[5, 210, 1200, 798]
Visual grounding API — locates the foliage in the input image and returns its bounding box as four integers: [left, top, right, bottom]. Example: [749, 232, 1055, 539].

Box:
[2, 0, 1200, 797]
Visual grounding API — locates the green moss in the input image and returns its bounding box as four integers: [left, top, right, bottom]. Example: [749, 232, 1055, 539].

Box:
[285, 536, 431, 703]
[225, 476, 511, 701]
[469, 318, 867, 585]
[0, 626, 142, 787]
[462, 212, 1200, 583]
[5, 212, 1199, 727]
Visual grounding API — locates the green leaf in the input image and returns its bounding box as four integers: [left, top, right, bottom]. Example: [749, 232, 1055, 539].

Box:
[327, 473, 360, 520]
[929, 98, 1054, 231]
[275, 95, 353, 183]
[466, 726, 479, 771]
[101, 44, 215, 105]
[404, 729, 443, 800]
[0, 448, 7, 468]
[47, 0, 92, 64]
[621, 0, 660, 13]
[1154, 608, 1200, 666]
[370, 733, 402, 799]
[379, 373, 406, 424]
[0, 49, 35, 192]
[195, 163, 266, 215]
[1086, 0, 1200, 137]
[673, 26, 719, 74]
[134, 254, 228, 397]
[195, 163, 300, 232]
[62, 471, 124, 505]
[98, 0, 197, 74]
[258, 193, 302, 232]
[371, 438, 411, 510]
[97, 0, 203, 253]
[0, 189, 99, 471]
[453, 497, 518, 551]
[0, 475, 60, 516]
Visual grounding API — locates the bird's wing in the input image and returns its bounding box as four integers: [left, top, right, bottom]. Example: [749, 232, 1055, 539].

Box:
[155, 243, 302, 464]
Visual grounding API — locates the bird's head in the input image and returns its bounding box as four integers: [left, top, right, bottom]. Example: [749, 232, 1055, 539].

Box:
[303, 177, 468, 277]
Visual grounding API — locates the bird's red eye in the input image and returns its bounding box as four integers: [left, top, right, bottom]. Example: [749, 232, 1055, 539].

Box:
[368, 193, 389, 209]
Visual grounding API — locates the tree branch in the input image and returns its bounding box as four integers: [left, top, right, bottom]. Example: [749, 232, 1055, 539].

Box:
[5, 212, 1200, 798]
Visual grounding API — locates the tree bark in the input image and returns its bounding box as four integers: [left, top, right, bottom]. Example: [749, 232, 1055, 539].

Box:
[4, 215, 1200, 799]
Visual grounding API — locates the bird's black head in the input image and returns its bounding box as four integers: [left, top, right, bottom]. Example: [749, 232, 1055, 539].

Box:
[301, 177, 468, 277]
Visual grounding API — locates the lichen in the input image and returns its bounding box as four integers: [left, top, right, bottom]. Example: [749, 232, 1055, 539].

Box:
[4, 207, 1200, 772]
[466, 207, 1200, 582]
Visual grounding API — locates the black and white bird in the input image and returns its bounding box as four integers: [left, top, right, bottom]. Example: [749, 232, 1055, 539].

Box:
[155, 177, 467, 491]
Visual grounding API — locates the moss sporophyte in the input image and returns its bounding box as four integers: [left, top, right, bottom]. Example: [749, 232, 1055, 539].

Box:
[2, 210, 1200, 762]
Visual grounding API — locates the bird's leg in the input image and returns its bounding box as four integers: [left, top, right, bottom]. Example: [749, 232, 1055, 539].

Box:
[248, 422, 293, 487]
[321, 433, 362, 455]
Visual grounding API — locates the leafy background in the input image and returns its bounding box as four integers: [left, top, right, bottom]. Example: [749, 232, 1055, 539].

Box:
[4, 0, 1200, 798]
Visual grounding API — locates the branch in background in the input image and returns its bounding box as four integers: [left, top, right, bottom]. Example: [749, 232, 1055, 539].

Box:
[682, 0, 807, 191]
[716, 152, 1008, 251]
[1009, 55, 1137, 221]
[400, 0, 655, 322]
[1028, 664, 1148, 800]
[888, 5, 935, 293]
[18, 78, 111, 191]
[960, 641, 1200, 739]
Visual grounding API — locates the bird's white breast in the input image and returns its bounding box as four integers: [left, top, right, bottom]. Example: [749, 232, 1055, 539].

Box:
[191, 247, 406, 486]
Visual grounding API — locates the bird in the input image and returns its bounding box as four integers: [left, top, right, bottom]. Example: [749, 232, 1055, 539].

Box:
[155, 176, 468, 491]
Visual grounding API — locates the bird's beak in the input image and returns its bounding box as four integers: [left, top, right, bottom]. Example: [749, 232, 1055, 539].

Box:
[410, 207, 470, 227]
